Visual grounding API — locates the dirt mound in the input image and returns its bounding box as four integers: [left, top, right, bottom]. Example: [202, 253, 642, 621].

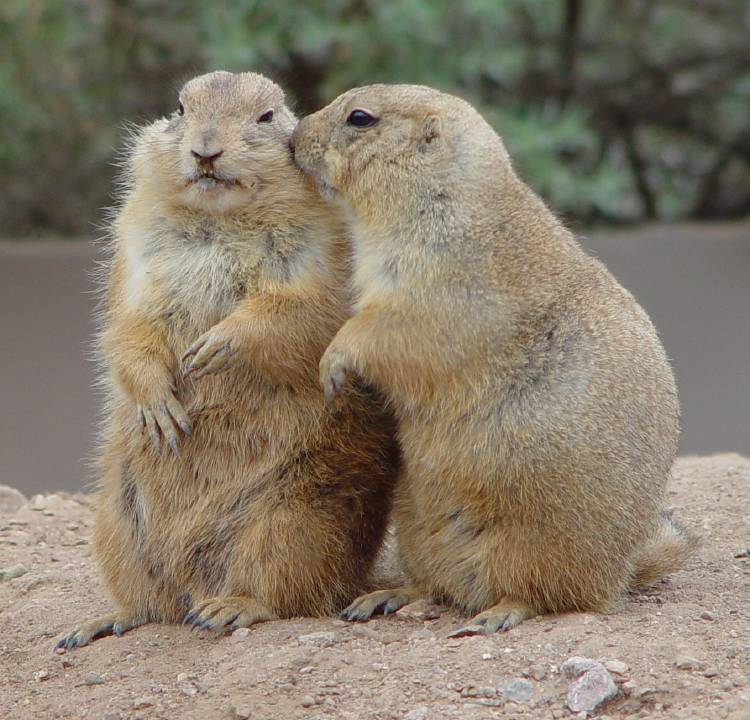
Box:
[1, 455, 748, 719]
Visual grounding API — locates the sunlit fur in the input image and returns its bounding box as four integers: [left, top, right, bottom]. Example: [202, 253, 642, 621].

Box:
[59, 73, 398, 647]
[293, 84, 696, 627]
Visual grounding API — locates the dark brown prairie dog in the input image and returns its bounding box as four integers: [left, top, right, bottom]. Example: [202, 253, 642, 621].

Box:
[56, 72, 398, 649]
[292, 84, 696, 633]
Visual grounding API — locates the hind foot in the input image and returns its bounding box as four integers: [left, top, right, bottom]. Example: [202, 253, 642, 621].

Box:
[448, 597, 536, 637]
[55, 612, 145, 650]
[183, 596, 276, 633]
[339, 586, 421, 622]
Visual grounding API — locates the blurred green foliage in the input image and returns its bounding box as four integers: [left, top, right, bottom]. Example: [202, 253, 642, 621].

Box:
[2, 0, 749, 235]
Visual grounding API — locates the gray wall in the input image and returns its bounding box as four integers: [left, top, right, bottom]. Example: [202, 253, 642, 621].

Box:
[1, 222, 748, 494]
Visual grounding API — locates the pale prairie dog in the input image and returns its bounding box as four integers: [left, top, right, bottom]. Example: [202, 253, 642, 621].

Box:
[292, 84, 696, 633]
[56, 71, 398, 650]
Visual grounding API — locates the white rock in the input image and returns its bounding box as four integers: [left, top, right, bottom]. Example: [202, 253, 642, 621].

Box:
[604, 660, 629, 675]
[405, 707, 428, 720]
[561, 656, 601, 679]
[566, 666, 618, 715]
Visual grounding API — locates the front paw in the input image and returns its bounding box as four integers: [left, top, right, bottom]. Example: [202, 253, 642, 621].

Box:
[138, 394, 192, 455]
[182, 322, 242, 379]
[319, 345, 353, 406]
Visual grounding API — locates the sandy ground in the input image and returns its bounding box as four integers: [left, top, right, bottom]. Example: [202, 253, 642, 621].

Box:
[2, 221, 749, 496]
[1, 454, 748, 720]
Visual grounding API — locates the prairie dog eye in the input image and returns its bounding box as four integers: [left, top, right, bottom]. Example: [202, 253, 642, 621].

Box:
[347, 109, 378, 128]
[257, 109, 274, 123]
[178, 100, 185, 116]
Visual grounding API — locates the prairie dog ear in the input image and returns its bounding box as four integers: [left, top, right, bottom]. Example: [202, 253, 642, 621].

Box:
[418, 114, 442, 152]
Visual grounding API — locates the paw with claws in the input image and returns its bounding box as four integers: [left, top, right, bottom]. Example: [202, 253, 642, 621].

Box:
[319, 344, 355, 406]
[182, 318, 246, 379]
[339, 587, 421, 622]
[138, 392, 192, 455]
[447, 597, 536, 637]
[183, 596, 275, 634]
[55, 613, 144, 650]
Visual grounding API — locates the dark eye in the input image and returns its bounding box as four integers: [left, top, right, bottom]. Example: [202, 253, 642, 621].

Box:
[178, 100, 184, 116]
[347, 109, 378, 128]
[257, 109, 274, 123]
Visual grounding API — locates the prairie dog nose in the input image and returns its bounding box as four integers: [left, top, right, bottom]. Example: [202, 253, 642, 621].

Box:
[191, 148, 223, 166]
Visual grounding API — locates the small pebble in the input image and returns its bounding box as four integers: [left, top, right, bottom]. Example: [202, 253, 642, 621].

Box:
[699, 611, 716, 621]
[297, 631, 335, 647]
[461, 686, 497, 699]
[500, 678, 534, 703]
[674, 656, 704, 671]
[84, 672, 105, 685]
[300, 695, 316, 707]
[405, 707, 428, 720]
[0, 563, 29, 581]
[604, 660, 629, 675]
[561, 656, 600, 679]
[231, 627, 251, 639]
[35, 670, 51, 682]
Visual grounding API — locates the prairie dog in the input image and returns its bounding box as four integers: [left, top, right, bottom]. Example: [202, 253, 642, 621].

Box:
[56, 72, 398, 649]
[292, 84, 695, 632]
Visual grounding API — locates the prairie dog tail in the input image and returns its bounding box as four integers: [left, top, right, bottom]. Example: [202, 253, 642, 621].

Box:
[630, 512, 699, 590]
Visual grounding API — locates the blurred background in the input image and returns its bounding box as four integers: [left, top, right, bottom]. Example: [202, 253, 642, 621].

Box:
[1, 0, 748, 493]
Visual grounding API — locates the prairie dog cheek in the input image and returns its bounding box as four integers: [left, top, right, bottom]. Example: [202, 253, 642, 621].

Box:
[323, 148, 348, 190]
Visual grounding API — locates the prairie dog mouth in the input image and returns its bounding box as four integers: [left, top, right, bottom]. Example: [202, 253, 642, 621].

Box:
[187, 173, 243, 189]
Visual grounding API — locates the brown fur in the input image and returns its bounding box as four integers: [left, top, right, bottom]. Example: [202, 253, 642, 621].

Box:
[57, 72, 398, 649]
[292, 84, 695, 631]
